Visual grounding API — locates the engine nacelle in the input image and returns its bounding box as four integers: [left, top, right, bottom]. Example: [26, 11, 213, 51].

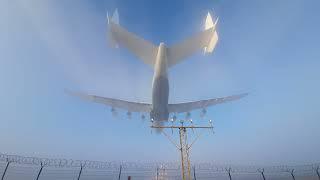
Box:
[186, 112, 191, 120]
[111, 107, 117, 117]
[126, 111, 132, 119]
[200, 108, 207, 118]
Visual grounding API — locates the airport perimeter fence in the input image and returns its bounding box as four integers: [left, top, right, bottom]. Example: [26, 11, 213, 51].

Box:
[0, 153, 320, 180]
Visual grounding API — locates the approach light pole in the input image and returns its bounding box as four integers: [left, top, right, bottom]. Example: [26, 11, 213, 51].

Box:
[151, 119, 213, 180]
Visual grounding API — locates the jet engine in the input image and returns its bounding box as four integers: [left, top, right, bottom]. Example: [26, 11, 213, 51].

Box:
[111, 107, 117, 117]
[200, 108, 207, 118]
[127, 111, 132, 119]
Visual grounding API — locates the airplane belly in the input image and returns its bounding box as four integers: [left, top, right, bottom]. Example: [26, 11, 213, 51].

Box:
[151, 76, 169, 121]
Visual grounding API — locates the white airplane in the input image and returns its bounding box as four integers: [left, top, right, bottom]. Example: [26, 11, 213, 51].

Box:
[70, 10, 247, 125]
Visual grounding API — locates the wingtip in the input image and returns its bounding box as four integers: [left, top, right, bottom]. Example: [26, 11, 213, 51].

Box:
[234, 93, 249, 101]
[239, 92, 249, 98]
[64, 88, 73, 96]
[243, 92, 249, 96]
[64, 89, 81, 98]
[64, 89, 94, 101]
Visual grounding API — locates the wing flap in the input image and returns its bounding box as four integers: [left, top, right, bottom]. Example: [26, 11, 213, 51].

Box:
[168, 93, 248, 113]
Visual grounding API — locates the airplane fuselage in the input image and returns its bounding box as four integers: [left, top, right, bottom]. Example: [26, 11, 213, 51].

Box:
[150, 43, 169, 122]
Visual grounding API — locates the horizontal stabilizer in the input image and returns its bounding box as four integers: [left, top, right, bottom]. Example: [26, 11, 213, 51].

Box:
[67, 90, 152, 112]
[167, 12, 219, 67]
[107, 9, 158, 68]
[168, 93, 248, 113]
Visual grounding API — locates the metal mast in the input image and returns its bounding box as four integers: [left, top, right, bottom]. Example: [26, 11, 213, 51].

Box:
[152, 120, 213, 180]
[179, 127, 191, 180]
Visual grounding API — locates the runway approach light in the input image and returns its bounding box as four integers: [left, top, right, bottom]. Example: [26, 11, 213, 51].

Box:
[173, 115, 177, 121]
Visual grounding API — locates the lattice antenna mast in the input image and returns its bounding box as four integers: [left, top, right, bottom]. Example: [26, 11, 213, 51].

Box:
[151, 118, 214, 180]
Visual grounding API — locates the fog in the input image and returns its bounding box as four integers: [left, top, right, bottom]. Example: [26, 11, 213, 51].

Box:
[0, 0, 319, 167]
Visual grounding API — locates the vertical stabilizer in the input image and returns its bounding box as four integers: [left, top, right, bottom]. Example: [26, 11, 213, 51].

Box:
[107, 9, 120, 48]
[112, 9, 119, 24]
[107, 9, 119, 24]
[205, 12, 214, 30]
[204, 12, 219, 54]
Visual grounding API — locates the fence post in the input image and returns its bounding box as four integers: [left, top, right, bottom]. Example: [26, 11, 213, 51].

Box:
[314, 166, 320, 180]
[258, 168, 266, 180]
[156, 166, 158, 180]
[193, 166, 196, 180]
[118, 165, 122, 180]
[35, 162, 45, 180]
[1, 158, 11, 180]
[287, 169, 295, 180]
[226, 167, 232, 180]
[77, 164, 84, 180]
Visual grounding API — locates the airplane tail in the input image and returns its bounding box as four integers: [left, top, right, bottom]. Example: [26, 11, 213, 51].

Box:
[167, 12, 219, 67]
[107, 10, 219, 68]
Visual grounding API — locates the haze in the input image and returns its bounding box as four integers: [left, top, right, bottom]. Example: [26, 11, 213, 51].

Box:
[0, 0, 319, 166]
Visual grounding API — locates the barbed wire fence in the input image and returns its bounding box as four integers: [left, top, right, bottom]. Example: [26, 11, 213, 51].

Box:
[1, 153, 319, 180]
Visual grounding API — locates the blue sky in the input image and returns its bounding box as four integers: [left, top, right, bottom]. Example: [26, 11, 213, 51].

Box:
[1, 0, 320, 165]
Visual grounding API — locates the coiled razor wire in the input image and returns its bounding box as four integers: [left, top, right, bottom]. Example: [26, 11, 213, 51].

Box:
[0, 153, 319, 175]
[0, 153, 181, 169]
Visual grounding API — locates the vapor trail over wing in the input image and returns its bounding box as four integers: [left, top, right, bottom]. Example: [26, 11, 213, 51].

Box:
[168, 93, 248, 113]
[67, 91, 152, 112]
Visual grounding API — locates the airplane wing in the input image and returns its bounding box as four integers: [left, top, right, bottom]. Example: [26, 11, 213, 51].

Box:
[68, 91, 152, 112]
[167, 13, 218, 67]
[168, 93, 248, 113]
[108, 9, 158, 68]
